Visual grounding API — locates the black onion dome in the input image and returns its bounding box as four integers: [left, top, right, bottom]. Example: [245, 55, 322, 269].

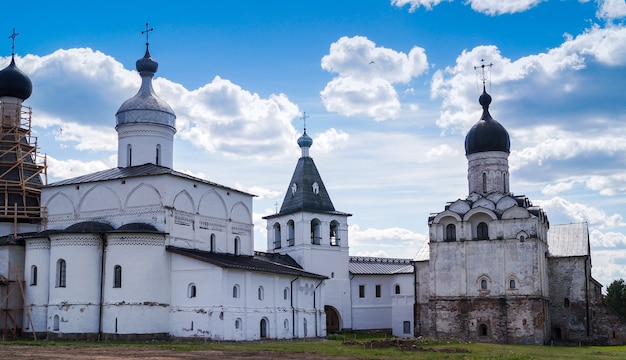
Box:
[0, 58, 32, 100]
[464, 88, 510, 155]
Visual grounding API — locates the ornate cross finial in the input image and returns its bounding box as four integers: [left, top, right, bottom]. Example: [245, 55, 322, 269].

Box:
[8, 28, 19, 56]
[300, 111, 309, 131]
[142, 22, 154, 47]
[474, 58, 493, 85]
[274, 201, 279, 214]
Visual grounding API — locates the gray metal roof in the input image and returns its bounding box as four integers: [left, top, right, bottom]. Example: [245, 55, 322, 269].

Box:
[167, 246, 327, 279]
[547, 222, 589, 257]
[47, 163, 253, 197]
[413, 240, 430, 262]
[349, 256, 413, 275]
[272, 156, 351, 217]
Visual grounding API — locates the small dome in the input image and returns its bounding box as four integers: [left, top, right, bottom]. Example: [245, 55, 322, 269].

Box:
[115, 47, 176, 129]
[297, 130, 313, 148]
[136, 48, 158, 74]
[0, 58, 32, 100]
[465, 88, 510, 155]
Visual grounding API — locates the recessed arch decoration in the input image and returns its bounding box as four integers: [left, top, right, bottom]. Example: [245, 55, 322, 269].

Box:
[79, 184, 121, 214]
[432, 210, 462, 224]
[230, 201, 252, 223]
[463, 207, 498, 222]
[45, 192, 76, 217]
[173, 190, 195, 213]
[125, 183, 162, 209]
[197, 189, 228, 218]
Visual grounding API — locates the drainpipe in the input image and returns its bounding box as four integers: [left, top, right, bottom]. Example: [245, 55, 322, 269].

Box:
[98, 234, 107, 341]
[412, 261, 418, 337]
[314, 279, 323, 337]
[290, 275, 300, 338]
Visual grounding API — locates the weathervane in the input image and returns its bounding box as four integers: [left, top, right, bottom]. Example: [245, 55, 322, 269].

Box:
[142, 22, 154, 48]
[474, 58, 493, 86]
[8, 28, 19, 57]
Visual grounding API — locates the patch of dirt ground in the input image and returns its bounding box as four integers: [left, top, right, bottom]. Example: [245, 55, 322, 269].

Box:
[0, 344, 351, 360]
[0, 338, 468, 359]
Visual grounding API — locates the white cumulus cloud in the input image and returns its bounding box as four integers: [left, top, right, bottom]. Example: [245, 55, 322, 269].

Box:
[392, 0, 545, 15]
[536, 196, 625, 229]
[597, 0, 626, 20]
[320, 36, 428, 121]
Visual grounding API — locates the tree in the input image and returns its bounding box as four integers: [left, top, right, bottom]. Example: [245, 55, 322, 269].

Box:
[604, 278, 626, 318]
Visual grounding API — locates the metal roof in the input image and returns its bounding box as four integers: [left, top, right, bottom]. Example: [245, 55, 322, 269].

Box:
[167, 246, 327, 279]
[349, 256, 413, 275]
[547, 222, 589, 257]
[47, 163, 253, 197]
[413, 240, 430, 262]
[268, 156, 351, 218]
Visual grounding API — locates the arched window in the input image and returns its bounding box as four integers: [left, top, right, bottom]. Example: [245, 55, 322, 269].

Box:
[284, 319, 289, 331]
[234, 237, 240, 255]
[188, 283, 197, 298]
[330, 221, 340, 246]
[287, 220, 295, 246]
[303, 318, 308, 337]
[233, 284, 240, 298]
[482, 173, 487, 193]
[509, 279, 516, 289]
[273, 223, 282, 249]
[445, 224, 456, 241]
[210, 234, 216, 253]
[53, 315, 60, 331]
[395, 284, 401, 295]
[155, 144, 161, 165]
[311, 219, 321, 245]
[503, 172, 507, 193]
[127, 144, 132, 167]
[235, 318, 242, 330]
[113, 265, 122, 288]
[477, 222, 488, 240]
[258, 286, 264, 300]
[284, 287, 289, 300]
[564, 298, 570, 307]
[30, 265, 37, 286]
[480, 279, 488, 290]
[56, 259, 66, 288]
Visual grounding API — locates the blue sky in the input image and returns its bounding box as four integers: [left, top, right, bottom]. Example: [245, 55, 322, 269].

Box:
[3, 0, 626, 288]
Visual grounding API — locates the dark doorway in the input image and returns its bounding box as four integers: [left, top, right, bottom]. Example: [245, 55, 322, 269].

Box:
[325, 306, 340, 332]
[260, 318, 268, 339]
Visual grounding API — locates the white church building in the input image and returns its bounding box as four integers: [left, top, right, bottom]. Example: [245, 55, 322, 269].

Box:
[1, 37, 624, 344]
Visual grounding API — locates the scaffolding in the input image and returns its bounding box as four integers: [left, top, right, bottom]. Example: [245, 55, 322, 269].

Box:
[0, 100, 45, 339]
[0, 101, 46, 231]
[0, 262, 35, 340]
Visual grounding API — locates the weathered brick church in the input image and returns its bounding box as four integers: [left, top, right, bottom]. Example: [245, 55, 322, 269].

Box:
[412, 85, 626, 345]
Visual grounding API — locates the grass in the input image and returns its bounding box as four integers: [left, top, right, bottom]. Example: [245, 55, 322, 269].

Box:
[2, 333, 626, 359]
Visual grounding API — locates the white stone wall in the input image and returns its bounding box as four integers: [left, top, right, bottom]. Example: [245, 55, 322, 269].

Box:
[47, 234, 102, 334]
[23, 238, 50, 333]
[116, 123, 175, 168]
[43, 174, 253, 256]
[266, 211, 351, 330]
